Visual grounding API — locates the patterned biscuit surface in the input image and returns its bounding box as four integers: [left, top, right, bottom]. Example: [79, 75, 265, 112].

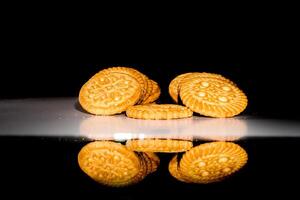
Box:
[179, 142, 248, 183]
[169, 72, 232, 104]
[101, 67, 148, 103]
[79, 71, 141, 115]
[179, 72, 234, 88]
[126, 104, 193, 120]
[78, 141, 142, 187]
[180, 77, 247, 117]
[126, 139, 193, 153]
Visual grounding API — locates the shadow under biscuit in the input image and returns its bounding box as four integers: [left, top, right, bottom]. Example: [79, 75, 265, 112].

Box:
[74, 100, 90, 114]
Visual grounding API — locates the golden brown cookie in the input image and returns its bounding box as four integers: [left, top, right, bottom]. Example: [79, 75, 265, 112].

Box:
[191, 118, 247, 141]
[101, 67, 149, 103]
[141, 80, 161, 104]
[168, 155, 191, 183]
[129, 152, 149, 184]
[143, 152, 160, 173]
[78, 141, 143, 187]
[140, 79, 153, 104]
[180, 72, 234, 87]
[126, 139, 193, 153]
[126, 104, 193, 120]
[180, 77, 247, 117]
[179, 142, 248, 183]
[169, 73, 193, 103]
[79, 71, 142, 115]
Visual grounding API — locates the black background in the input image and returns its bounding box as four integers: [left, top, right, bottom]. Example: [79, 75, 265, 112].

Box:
[1, 42, 299, 118]
[1, 10, 300, 198]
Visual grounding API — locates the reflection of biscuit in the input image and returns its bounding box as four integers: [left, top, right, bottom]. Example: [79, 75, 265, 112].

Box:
[126, 104, 193, 120]
[142, 80, 161, 104]
[139, 152, 160, 174]
[180, 77, 247, 117]
[79, 116, 131, 141]
[143, 152, 160, 173]
[79, 71, 141, 115]
[169, 73, 193, 103]
[126, 139, 193, 153]
[179, 142, 248, 183]
[188, 118, 247, 142]
[78, 141, 143, 187]
[131, 152, 148, 184]
[168, 155, 191, 183]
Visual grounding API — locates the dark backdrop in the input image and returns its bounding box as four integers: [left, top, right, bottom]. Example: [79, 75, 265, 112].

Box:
[1, 42, 298, 119]
[1, 19, 300, 198]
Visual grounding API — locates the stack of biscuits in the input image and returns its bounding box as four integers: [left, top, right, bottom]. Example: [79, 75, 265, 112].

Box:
[77, 66, 249, 186]
[78, 140, 248, 186]
[79, 67, 161, 116]
[78, 141, 160, 187]
[79, 66, 247, 119]
[169, 72, 248, 117]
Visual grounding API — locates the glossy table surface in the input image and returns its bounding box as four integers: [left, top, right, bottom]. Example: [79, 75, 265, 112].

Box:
[0, 98, 299, 140]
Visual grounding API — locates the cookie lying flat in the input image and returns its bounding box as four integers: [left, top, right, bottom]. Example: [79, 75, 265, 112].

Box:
[126, 104, 193, 120]
[79, 71, 142, 115]
[126, 139, 193, 153]
[78, 141, 146, 187]
[180, 76, 247, 117]
[179, 142, 248, 183]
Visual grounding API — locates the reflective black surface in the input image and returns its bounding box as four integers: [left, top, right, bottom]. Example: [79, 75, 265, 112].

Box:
[0, 137, 299, 198]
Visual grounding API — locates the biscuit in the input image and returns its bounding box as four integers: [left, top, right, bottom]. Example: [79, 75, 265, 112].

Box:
[143, 152, 160, 173]
[126, 104, 193, 120]
[138, 153, 152, 175]
[191, 118, 247, 141]
[140, 79, 153, 104]
[169, 72, 235, 104]
[126, 139, 193, 153]
[79, 71, 142, 115]
[101, 67, 149, 103]
[78, 141, 144, 187]
[179, 72, 234, 88]
[179, 142, 248, 183]
[169, 73, 193, 103]
[129, 152, 148, 184]
[180, 77, 247, 117]
[168, 155, 191, 183]
[141, 80, 161, 104]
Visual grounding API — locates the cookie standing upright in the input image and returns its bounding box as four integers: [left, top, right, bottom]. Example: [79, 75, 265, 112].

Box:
[169, 73, 193, 103]
[179, 142, 248, 183]
[141, 80, 161, 104]
[168, 155, 191, 183]
[78, 141, 143, 187]
[101, 67, 149, 103]
[180, 76, 247, 117]
[79, 71, 142, 115]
